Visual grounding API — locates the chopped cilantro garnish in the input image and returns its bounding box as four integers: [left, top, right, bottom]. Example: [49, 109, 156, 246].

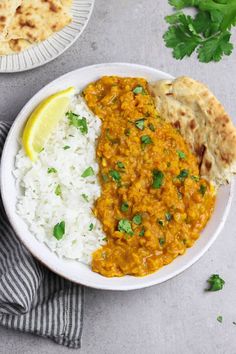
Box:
[55, 184, 62, 196]
[177, 169, 189, 181]
[117, 161, 125, 170]
[132, 214, 142, 225]
[207, 274, 225, 292]
[103, 237, 107, 242]
[152, 170, 164, 189]
[121, 202, 129, 212]
[66, 111, 88, 135]
[159, 237, 165, 246]
[63, 145, 70, 150]
[135, 118, 145, 131]
[199, 184, 207, 196]
[109, 169, 121, 184]
[118, 219, 134, 236]
[158, 220, 164, 227]
[217, 316, 223, 323]
[82, 194, 89, 202]
[53, 221, 65, 240]
[165, 212, 172, 221]
[133, 85, 146, 95]
[148, 123, 155, 132]
[48, 167, 57, 174]
[81, 167, 94, 178]
[89, 223, 94, 231]
[102, 174, 109, 182]
[139, 227, 145, 237]
[177, 150, 186, 159]
[124, 128, 131, 136]
[141, 135, 153, 146]
[191, 175, 200, 182]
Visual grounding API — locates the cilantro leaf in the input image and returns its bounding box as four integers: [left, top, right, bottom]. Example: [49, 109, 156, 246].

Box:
[53, 221, 65, 240]
[141, 135, 153, 145]
[198, 31, 233, 62]
[63, 145, 70, 150]
[81, 167, 95, 178]
[109, 169, 121, 184]
[165, 212, 172, 221]
[48, 167, 57, 174]
[118, 219, 134, 236]
[159, 237, 166, 246]
[133, 85, 146, 95]
[121, 202, 129, 212]
[117, 161, 125, 170]
[132, 214, 142, 225]
[207, 274, 225, 291]
[66, 111, 88, 135]
[152, 170, 164, 189]
[82, 193, 89, 202]
[135, 118, 145, 130]
[89, 223, 94, 231]
[199, 184, 207, 196]
[177, 169, 189, 181]
[177, 150, 186, 159]
[139, 227, 145, 237]
[55, 184, 62, 196]
[217, 315, 223, 323]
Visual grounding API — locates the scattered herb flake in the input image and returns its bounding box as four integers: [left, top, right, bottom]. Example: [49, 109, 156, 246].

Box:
[158, 220, 164, 227]
[55, 184, 62, 196]
[133, 85, 146, 95]
[152, 170, 164, 189]
[217, 316, 223, 323]
[109, 169, 121, 184]
[159, 237, 165, 246]
[148, 123, 155, 132]
[139, 227, 145, 237]
[141, 135, 153, 146]
[118, 219, 134, 236]
[207, 274, 225, 292]
[135, 118, 145, 131]
[191, 175, 200, 182]
[132, 214, 142, 225]
[53, 221, 65, 240]
[81, 167, 95, 178]
[177, 150, 186, 159]
[66, 111, 88, 135]
[89, 223, 94, 231]
[177, 169, 189, 182]
[125, 128, 131, 136]
[121, 202, 129, 212]
[117, 161, 125, 170]
[165, 212, 172, 221]
[63, 145, 70, 150]
[48, 167, 57, 174]
[82, 194, 89, 202]
[199, 184, 207, 196]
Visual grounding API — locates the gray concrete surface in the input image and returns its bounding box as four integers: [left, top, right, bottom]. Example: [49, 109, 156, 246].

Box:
[1, 1, 236, 353]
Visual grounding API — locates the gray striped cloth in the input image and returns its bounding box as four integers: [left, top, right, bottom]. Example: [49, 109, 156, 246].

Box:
[0, 122, 84, 348]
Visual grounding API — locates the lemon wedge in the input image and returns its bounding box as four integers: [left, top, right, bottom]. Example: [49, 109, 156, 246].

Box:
[22, 87, 75, 161]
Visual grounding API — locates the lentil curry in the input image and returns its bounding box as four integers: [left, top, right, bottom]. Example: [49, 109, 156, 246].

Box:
[83, 76, 216, 277]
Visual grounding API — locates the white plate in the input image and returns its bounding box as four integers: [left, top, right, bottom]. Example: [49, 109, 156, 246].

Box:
[0, 0, 94, 73]
[0, 63, 234, 290]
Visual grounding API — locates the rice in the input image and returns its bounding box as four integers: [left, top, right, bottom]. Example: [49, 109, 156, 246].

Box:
[14, 95, 106, 264]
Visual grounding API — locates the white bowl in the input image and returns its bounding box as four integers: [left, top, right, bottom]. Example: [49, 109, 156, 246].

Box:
[0, 63, 234, 290]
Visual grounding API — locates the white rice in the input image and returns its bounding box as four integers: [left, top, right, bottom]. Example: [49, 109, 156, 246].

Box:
[14, 96, 106, 264]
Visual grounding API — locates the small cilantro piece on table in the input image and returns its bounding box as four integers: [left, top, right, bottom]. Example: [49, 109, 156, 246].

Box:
[81, 166, 95, 178]
[152, 170, 164, 189]
[207, 274, 225, 292]
[118, 219, 134, 236]
[217, 315, 223, 323]
[53, 221, 65, 240]
[66, 111, 88, 135]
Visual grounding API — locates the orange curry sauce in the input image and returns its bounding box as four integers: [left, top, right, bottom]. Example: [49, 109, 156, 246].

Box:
[83, 76, 216, 277]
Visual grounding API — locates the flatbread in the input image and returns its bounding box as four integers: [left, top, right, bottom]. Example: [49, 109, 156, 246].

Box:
[5, 0, 72, 43]
[149, 76, 236, 186]
[0, 0, 22, 40]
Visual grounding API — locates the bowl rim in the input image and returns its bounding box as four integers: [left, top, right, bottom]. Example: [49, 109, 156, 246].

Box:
[1, 62, 234, 290]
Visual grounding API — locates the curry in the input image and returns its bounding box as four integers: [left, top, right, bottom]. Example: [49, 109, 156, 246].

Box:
[83, 76, 216, 277]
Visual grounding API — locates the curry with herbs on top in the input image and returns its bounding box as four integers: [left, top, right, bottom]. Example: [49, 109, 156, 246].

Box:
[83, 76, 216, 277]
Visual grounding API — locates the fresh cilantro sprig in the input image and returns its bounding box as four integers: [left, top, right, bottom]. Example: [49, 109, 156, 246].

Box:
[164, 0, 236, 62]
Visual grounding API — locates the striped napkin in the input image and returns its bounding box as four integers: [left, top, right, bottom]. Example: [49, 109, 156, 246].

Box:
[0, 122, 84, 348]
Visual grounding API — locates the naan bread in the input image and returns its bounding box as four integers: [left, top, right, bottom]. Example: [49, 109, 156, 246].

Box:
[5, 0, 72, 44]
[149, 77, 236, 186]
[0, 38, 31, 55]
[0, 0, 21, 40]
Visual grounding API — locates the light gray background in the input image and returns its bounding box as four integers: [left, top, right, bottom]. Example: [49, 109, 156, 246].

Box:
[1, 1, 236, 353]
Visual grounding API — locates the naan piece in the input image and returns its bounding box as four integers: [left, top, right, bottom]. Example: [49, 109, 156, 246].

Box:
[0, 38, 30, 54]
[5, 0, 72, 44]
[0, 0, 21, 40]
[149, 77, 236, 186]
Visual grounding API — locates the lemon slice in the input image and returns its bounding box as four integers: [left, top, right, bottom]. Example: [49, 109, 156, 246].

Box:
[22, 87, 75, 161]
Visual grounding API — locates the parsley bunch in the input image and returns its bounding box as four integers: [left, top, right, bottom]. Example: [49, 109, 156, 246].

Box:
[164, 0, 236, 62]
